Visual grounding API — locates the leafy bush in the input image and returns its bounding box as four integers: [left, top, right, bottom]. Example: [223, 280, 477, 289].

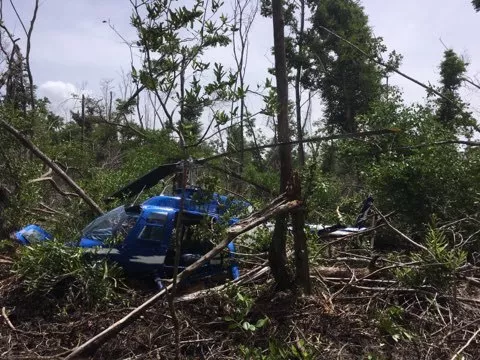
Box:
[14, 240, 125, 309]
[325, 93, 480, 235]
[223, 287, 268, 332]
[376, 306, 414, 343]
[394, 227, 467, 289]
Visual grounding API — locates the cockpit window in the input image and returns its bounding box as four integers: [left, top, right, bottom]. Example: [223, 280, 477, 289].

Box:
[139, 212, 168, 242]
[82, 206, 138, 242]
[146, 212, 168, 224]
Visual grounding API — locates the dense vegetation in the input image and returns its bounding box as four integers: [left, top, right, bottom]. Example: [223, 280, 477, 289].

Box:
[1, 0, 480, 359]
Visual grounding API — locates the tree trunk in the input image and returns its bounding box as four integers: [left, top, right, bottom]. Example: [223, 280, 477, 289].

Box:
[290, 173, 311, 294]
[295, 0, 306, 167]
[269, 0, 293, 291]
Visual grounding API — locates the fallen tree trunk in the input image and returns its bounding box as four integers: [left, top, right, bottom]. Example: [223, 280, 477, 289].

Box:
[0, 119, 103, 215]
[65, 194, 300, 359]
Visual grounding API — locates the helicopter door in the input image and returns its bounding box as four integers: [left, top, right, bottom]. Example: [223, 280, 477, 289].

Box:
[123, 211, 173, 272]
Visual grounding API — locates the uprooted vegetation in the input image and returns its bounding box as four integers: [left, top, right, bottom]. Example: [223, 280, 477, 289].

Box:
[2, 211, 480, 359]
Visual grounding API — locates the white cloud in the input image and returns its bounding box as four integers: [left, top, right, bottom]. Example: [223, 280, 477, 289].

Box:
[38, 81, 94, 116]
[39, 81, 78, 102]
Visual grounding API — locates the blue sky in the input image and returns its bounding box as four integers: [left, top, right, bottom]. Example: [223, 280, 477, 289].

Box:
[3, 0, 480, 122]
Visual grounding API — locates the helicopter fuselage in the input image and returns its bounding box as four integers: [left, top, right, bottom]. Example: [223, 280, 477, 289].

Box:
[15, 190, 243, 282]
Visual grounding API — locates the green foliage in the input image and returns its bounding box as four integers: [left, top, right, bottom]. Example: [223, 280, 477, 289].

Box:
[0, 239, 17, 256]
[14, 240, 125, 309]
[132, 0, 236, 144]
[302, 0, 400, 133]
[436, 49, 473, 132]
[376, 306, 414, 343]
[224, 287, 268, 333]
[238, 339, 315, 359]
[0, 107, 44, 235]
[301, 151, 370, 231]
[330, 92, 480, 232]
[395, 227, 467, 289]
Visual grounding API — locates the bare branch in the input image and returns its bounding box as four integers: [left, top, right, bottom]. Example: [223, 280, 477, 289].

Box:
[25, 0, 39, 111]
[317, 25, 478, 125]
[8, 0, 27, 35]
[0, 119, 103, 215]
[28, 176, 79, 198]
[373, 205, 434, 257]
[450, 327, 480, 360]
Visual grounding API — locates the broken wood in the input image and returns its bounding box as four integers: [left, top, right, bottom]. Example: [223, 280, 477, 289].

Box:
[372, 205, 433, 256]
[0, 119, 103, 215]
[2, 306, 16, 331]
[29, 176, 79, 198]
[450, 327, 480, 360]
[64, 194, 300, 359]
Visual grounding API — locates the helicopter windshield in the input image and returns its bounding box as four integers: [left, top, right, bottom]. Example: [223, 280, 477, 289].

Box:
[82, 206, 137, 243]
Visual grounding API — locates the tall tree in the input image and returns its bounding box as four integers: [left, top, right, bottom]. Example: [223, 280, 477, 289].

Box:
[261, 0, 309, 165]
[131, 0, 234, 146]
[232, 0, 258, 174]
[473, 0, 480, 12]
[303, 0, 389, 133]
[269, 0, 311, 294]
[269, 0, 294, 290]
[294, 0, 306, 166]
[436, 49, 473, 133]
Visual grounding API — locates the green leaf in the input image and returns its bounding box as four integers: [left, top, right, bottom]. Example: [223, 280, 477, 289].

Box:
[255, 317, 268, 328]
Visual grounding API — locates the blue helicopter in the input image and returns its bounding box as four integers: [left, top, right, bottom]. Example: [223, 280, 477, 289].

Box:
[13, 159, 259, 287]
[13, 131, 379, 288]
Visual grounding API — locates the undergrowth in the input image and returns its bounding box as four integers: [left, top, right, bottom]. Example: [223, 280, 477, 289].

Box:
[395, 226, 467, 289]
[13, 240, 126, 310]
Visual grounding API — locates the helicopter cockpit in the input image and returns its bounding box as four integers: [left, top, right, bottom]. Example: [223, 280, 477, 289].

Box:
[79, 205, 139, 247]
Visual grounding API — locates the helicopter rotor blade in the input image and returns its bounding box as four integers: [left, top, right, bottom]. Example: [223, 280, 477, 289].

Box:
[201, 162, 274, 195]
[106, 128, 397, 202]
[202, 128, 399, 163]
[106, 162, 180, 201]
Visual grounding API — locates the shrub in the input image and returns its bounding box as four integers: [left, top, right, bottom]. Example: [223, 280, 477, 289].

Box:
[14, 240, 125, 309]
[394, 227, 467, 289]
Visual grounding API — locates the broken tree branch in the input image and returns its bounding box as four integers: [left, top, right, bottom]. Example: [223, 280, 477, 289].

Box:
[64, 194, 300, 359]
[450, 327, 480, 360]
[0, 119, 103, 215]
[2, 306, 16, 331]
[372, 205, 434, 257]
[28, 177, 79, 198]
[205, 128, 400, 162]
[396, 140, 480, 150]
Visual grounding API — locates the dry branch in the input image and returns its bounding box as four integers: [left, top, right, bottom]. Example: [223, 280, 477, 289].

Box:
[1, 306, 16, 331]
[0, 119, 103, 215]
[373, 206, 434, 256]
[65, 194, 300, 359]
[450, 327, 480, 360]
[29, 177, 79, 198]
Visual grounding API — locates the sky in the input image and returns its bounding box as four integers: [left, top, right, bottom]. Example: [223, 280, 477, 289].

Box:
[3, 0, 480, 123]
